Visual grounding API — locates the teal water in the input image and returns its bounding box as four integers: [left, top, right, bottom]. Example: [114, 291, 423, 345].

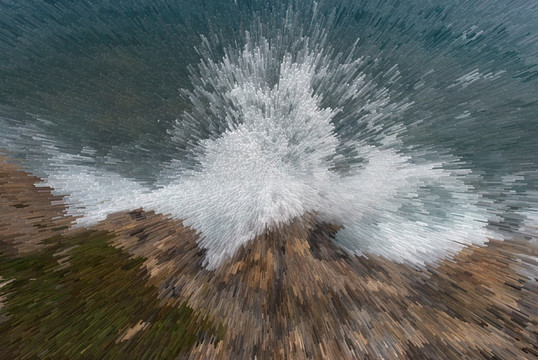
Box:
[1, 0, 537, 266]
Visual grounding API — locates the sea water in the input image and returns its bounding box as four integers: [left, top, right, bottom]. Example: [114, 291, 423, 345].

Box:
[1, 0, 536, 269]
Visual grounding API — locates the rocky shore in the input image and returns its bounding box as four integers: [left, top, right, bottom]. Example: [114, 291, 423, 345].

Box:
[1, 158, 536, 359]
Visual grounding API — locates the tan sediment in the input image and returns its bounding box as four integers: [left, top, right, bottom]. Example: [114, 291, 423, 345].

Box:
[116, 320, 150, 343]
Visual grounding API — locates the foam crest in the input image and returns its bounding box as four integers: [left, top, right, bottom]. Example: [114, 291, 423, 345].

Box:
[31, 16, 494, 269]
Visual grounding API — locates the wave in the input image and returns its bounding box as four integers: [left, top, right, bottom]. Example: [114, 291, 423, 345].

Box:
[2, 1, 536, 270]
[10, 11, 495, 270]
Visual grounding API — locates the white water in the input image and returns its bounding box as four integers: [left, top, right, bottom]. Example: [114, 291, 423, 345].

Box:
[31, 23, 495, 269]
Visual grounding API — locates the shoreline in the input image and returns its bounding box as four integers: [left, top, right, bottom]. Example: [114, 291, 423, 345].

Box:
[1, 156, 537, 359]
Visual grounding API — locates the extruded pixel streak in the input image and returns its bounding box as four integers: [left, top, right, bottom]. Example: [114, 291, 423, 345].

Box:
[1, 0, 537, 359]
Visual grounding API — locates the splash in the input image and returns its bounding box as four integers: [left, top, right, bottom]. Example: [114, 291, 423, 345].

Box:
[0, 6, 501, 269]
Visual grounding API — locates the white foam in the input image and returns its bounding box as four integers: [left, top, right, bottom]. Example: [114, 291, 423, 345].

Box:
[37, 19, 494, 269]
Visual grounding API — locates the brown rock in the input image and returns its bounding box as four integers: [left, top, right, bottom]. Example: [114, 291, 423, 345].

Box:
[0, 156, 72, 256]
[3, 159, 536, 359]
[95, 210, 537, 359]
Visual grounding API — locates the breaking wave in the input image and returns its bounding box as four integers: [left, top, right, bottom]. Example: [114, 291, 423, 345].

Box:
[1, 0, 536, 269]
